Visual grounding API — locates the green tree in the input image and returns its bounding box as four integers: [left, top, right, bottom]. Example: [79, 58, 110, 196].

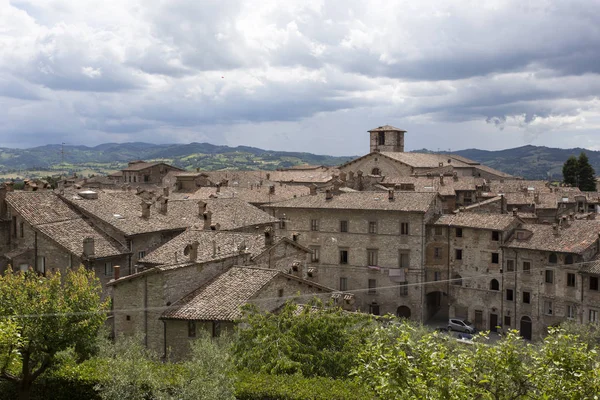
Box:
[0, 266, 108, 400]
[577, 152, 597, 191]
[562, 155, 579, 187]
[232, 301, 376, 378]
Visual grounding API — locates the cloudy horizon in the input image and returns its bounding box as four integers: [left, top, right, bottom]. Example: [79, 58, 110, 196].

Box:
[1, 0, 599, 156]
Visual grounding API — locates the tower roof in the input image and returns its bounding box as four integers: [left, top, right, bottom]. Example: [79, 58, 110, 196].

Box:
[368, 125, 406, 132]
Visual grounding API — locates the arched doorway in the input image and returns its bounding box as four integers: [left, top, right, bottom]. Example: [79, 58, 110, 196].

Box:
[520, 316, 532, 340]
[371, 168, 381, 176]
[425, 291, 449, 322]
[397, 306, 411, 319]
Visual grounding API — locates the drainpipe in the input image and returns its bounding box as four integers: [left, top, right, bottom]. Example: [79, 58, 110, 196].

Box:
[447, 224, 451, 318]
[500, 235, 504, 333]
[514, 249, 518, 328]
[34, 231, 38, 272]
[144, 276, 148, 348]
[420, 214, 426, 323]
[162, 320, 167, 360]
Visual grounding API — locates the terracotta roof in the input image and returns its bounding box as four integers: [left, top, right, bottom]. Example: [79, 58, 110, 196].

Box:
[368, 125, 406, 132]
[263, 191, 438, 213]
[161, 267, 281, 321]
[36, 219, 128, 258]
[473, 163, 514, 178]
[139, 230, 266, 266]
[122, 162, 183, 172]
[433, 213, 518, 231]
[6, 191, 80, 226]
[380, 152, 473, 169]
[506, 221, 600, 254]
[61, 190, 277, 236]
[176, 185, 311, 204]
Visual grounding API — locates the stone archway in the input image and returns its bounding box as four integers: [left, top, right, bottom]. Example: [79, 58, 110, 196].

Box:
[425, 291, 449, 322]
[396, 306, 411, 319]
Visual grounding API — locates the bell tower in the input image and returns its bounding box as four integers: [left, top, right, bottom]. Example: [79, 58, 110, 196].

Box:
[369, 125, 406, 153]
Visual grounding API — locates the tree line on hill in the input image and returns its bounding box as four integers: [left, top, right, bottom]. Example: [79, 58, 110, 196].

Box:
[2, 267, 600, 399]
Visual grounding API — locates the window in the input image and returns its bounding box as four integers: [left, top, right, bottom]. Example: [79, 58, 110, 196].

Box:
[279, 218, 286, 229]
[339, 277, 348, 291]
[310, 219, 319, 231]
[452, 274, 462, 286]
[277, 288, 284, 297]
[504, 315, 511, 328]
[369, 303, 380, 315]
[138, 251, 146, 260]
[506, 289, 514, 301]
[491, 231, 500, 241]
[399, 282, 409, 296]
[490, 279, 499, 291]
[367, 249, 378, 266]
[340, 220, 348, 232]
[368, 221, 377, 234]
[400, 222, 409, 235]
[522, 261, 531, 274]
[104, 262, 113, 276]
[506, 259, 515, 272]
[434, 247, 442, 259]
[377, 131, 385, 145]
[310, 247, 320, 263]
[590, 277, 599, 291]
[567, 273, 576, 287]
[19, 222, 24, 238]
[590, 310, 598, 323]
[545, 269, 554, 284]
[455, 228, 463, 238]
[549, 253, 558, 264]
[371, 168, 381, 175]
[188, 321, 196, 338]
[455, 249, 463, 260]
[368, 279, 377, 294]
[565, 254, 574, 264]
[434, 226, 443, 236]
[433, 271, 441, 281]
[567, 305, 575, 319]
[212, 321, 221, 338]
[36, 256, 45, 274]
[491, 253, 499, 264]
[523, 291, 531, 304]
[339, 250, 348, 264]
[399, 251, 410, 268]
[544, 301, 553, 315]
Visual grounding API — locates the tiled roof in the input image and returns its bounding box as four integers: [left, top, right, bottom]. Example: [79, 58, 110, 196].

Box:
[37, 219, 128, 258]
[62, 190, 277, 235]
[122, 162, 183, 172]
[433, 213, 518, 231]
[368, 125, 406, 132]
[506, 221, 600, 254]
[176, 185, 311, 204]
[139, 230, 266, 266]
[473, 163, 514, 178]
[161, 267, 281, 321]
[6, 191, 80, 226]
[380, 152, 473, 169]
[263, 191, 438, 212]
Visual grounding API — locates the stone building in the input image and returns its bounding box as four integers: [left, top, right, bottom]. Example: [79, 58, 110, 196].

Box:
[0, 190, 129, 292]
[121, 161, 184, 185]
[263, 190, 443, 319]
[109, 229, 334, 359]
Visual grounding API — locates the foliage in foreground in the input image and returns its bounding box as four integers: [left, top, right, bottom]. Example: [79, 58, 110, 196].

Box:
[0, 266, 108, 400]
[232, 301, 378, 378]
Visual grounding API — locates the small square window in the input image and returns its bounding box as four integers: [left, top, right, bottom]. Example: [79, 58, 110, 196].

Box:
[455, 228, 463, 238]
[523, 261, 531, 274]
[399, 251, 410, 268]
[138, 251, 146, 260]
[492, 231, 500, 241]
[339, 250, 348, 265]
[506, 259, 515, 272]
[567, 273, 576, 287]
[400, 222, 409, 235]
[367, 249, 378, 266]
[506, 289, 514, 301]
[310, 247, 320, 263]
[544, 300, 553, 315]
[504, 315, 511, 327]
[104, 262, 113, 276]
[368, 279, 377, 294]
[310, 219, 319, 231]
[523, 291, 531, 304]
[455, 249, 463, 260]
[339, 277, 348, 291]
[590, 277, 599, 291]
[278, 288, 284, 297]
[567, 305, 575, 319]
[340, 220, 348, 232]
[545, 270, 554, 284]
[369, 221, 378, 234]
[491, 253, 499, 264]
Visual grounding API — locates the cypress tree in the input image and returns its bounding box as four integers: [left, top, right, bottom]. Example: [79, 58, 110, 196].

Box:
[577, 152, 597, 191]
[562, 156, 579, 187]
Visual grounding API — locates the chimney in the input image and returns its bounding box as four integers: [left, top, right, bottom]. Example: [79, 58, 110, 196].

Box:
[569, 212, 575, 221]
[552, 223, 560, 236]
[325, 189, 333, 200]
[197, 201, 207, 216]
[83, 237, 95, 258]
[439, 174, 444, 185]
[266, 173, 271, 180]
[212, 240, 217, 257]
[561, 215, 569, 228]
[126, 185, 132, 192]
[438, 162, 443, 167]
[453, 172, 458, 181]
[141, 201, 151, 218]
[210, 223, 220, 231]
[332, 180, 341, 195]
[348, 171, 355, 181]
[309, 184, 317, 196]
[290, 261, 302, 277]
[196, 167, 200, 172]
[292, 233, 300, 242]
[216, 183, 221, 193]
[113, 265, 120, 280]
[136, 186, 142, 195]
[163, 187, 169, 197]
[186, 241, 199, 262]
[269, 185, 275, 195]
[388, 189, 394, 201]
[512, 208, 518, 217]
[203, 211, 212, 230]
[264, 227, 274, 247]
[5, 181, 14, 192]
[534, 193, 540, 204]
[159, 198, 168, 214]
[339, 172, 347, 182]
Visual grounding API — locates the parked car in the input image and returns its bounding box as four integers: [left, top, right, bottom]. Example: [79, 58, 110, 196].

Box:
[448, 318, 475, 333]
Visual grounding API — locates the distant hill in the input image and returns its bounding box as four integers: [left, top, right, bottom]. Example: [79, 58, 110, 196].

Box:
[0, 142, 597, 181]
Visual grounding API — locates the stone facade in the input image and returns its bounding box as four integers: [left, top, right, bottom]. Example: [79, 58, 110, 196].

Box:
[121, 161, 184, 185]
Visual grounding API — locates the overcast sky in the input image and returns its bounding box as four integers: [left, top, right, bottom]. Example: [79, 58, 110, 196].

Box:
[1, 0, 599, 155]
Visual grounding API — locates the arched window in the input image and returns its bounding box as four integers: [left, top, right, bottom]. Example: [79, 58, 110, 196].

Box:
[452, 274, 463, 286]
[371, 168, 381, 176]
[565, 254, 574, 265]
[490, 279, 500, 291]
[549, 253, 558, 264]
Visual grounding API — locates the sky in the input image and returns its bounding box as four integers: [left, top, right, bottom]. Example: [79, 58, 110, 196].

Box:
[1, 0, 600, 156]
